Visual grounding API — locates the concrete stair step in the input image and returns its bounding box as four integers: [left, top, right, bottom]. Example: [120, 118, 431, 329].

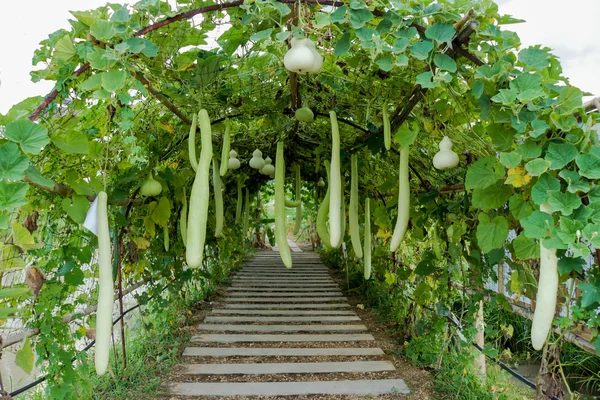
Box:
[204, 316, 360, 323]
[180, 361, 395, 375]
[210, 309, 356, 315]
[196, 324, 367, 332]
[182, 347, 383, 357]
[191, 333, 375, 343]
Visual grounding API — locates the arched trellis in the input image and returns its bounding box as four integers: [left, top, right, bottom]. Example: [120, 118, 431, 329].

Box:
[25, 0, 485, 206]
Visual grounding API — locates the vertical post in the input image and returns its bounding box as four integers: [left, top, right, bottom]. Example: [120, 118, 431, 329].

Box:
[497, 263, 504, 295]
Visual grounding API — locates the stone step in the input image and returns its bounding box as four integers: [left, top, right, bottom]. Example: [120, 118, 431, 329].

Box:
[233, 278, 333, 282]
[191, 333, 375, 342]
[223, 297, 347, 303]
[221, 303, 351, 309]
[227, 287, 341, 292]
[169, 379, 410, 396]
[196, 324, 367, 332]
[181, 361, 395, 375]
[182, 347, 384, 357]
[211, 309, 356, 316]
[226, 292, 343, 297]
[236, 272, 330, 276]
[204, 316, 360, 323]
[230, 283, 338, 288]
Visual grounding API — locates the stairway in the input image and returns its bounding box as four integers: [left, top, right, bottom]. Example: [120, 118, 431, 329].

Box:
[167, 251, 410, 397]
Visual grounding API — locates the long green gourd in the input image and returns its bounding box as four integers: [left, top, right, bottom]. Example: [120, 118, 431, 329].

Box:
[383, 107, 391, 151]
[275, 141, 292, 268]
[364, 197, 371, 279]
[285, 198, 301, 208]
[212, 157, 224, 237]
[349, 154, 363, 258]
[293, 165, 302, 235]
[340, 176, 346, 241]
[390, 145, 410, 252]
[219, 118, 230, 176]
[163, 225, 169, 251]
[329, 111, 342, 248]
[180, 187, 187, 246]
[316, 161, 332, 248]
[531, 202, 558, 350]
[242, 188, 250, 236]
[186, 109, 212, 268]
[95, 191, 113, 376]
[235, 177, 243, 224]
[188, 113, 198, 171]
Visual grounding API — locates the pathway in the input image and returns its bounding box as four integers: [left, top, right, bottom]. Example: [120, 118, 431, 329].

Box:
[166, 252, 410, 397]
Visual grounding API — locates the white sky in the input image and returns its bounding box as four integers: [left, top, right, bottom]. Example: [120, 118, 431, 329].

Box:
[0, 0, 598, 114]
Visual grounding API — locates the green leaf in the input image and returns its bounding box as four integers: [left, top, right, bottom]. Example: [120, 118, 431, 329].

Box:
[415, 71, 436, 89]
[509, 73, 544, 103]
[499, 152, 521, 168]
[54, 35, 76, 61]
[486, 123, 513, 151]
[529, 119, 550, 138]
[471, 183, 513, 210]
[0, 142, 29, 181]
[271, 1, 291, 16]
[5, 119, 50, 155]
[62, 196, 90, 224]
[410, 40, 433, 60]
[101, 69, 127, 92]
[433, 54, 457, 72]
[576, 153, 600, 179]
[333, 32, 351, 57]
[558, 257, 585, 275]
[0, 287, 30, 300]
[250, 28, 273, 41]
[425, 23, 454, 44]
[376, 55, 393, 72]
[15, 336, 34, 374]
[476, 214, 509, 253]
[578, 282, 600, 308]
[51, 131, 90, 154]
[90, 20, 116, 41]
[392, 38, 410, 53]
[512, 233, 537, 260]
[0, 214, 9, 229]
[465, 157, 505, 190]
[64, 266, 85, 286]
[509, 194, 533, 220]
[556, 217, 584, 244]
[349, 8, 373, 29]
[545, 142, 578, 170]
[516, 141, 542, 160]
[415, 256, 436, 276]
[491, 89, 517, 105]
[275, 30, 291, 42]
[25, 166, 54, 189]
[556, 86, 583, 114]
[559, 170, 590, 193]
[525, 159, 551, 176]
[330, 5, 347, 23]
[521, 210, 554, 239]
[123, 38, 158, 57]
[12, 222, 40, 250]
[110, 5, 130, 22]
[0, 181, 29, 211]
[150, 196, 172, 226]
[518, 47, 550, 70]
[547, 190, 581, 216]
[79, 74, 102, 91]
[393, 123, 419, 147]
[531, 173, 560, 205]
[395, 54, 409, 67]
[471, 81, 484, 99]
[313, 13, 330, 28]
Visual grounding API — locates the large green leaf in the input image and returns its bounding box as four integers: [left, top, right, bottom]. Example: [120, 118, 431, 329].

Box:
[425, 23, 454, 44]
[545, 142, 578, 170]
[471, 183, 512, 210]
[150, 197, 172, 226]
[62, 196, 90, 224]
[433, 54, 457, 72]
[410, 40, 433, 60]
[578, 282, 600, 308]
[52, 131, 90, 155]
[15, 336, 34, 374]
[5, 119, 50, 155]
[0, 142, 29, 181]
[531, 173, 560, 205]
[576, 153, 600, 179]
[0, 181, 29, 211]
[521, 210, 554, 239]
[558, 257, 585, 275]
[333, 32, 351, 57]
[349, 8, 373, 29]
[559, 170, 590, 193]
[512, 233, 537, 259]
[509, 194, 533, 220]
[0, 287, 30, 299]
[525, 159, 551, 176]
[465, 157, 505, 190]
[25, 166, 54, 189]
[53, 35, 76, 61]
[12, 222, 41, 250]
[476, 214, 508, 253]
[101, 69, 128, 92]
[90, 20, 116, 41]
[547, 190, 581, 216]
[518, 47, 550, 70]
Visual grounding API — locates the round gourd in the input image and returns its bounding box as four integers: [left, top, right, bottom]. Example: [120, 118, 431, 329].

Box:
[261, 156, 275, 175]
[229, 149, 241, 170]
[249, 149, 266, 169]
[317, 177, 326, 187]
[295, 107, 314, 122]
[140, 173, 162, 197]
[284, 39, 315, 74]
[432, 136, 459, 169]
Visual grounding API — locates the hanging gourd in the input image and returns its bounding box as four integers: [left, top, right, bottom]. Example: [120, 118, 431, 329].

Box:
[364, 197, 372, 279]
[317, 177, 326, 187]
[383, 107, 391, 151]
[432, 136, 459, 169]
[316, 161, 332, 248]
[531, 202, 558, 350]
[390, 146, 410, 252]
[228, 150, 241, 170]
[219, 119, 231, 176]
[235, 177, 243, 224]
[349, 154, 363, 258]
[293, 165, 302, 235]
[295, 107, 314, 122]
[284, 38, 322, 74]
[249, 149, 266, 170]
[261, 156, 275, 176]
[180, 187, 188, 246]
[188, 113, 198, 171]
[212, 157, 224, 237]
[329, 111, 342, 249]
[275, 141, 292, 268]
[139, 172, 162, 197]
